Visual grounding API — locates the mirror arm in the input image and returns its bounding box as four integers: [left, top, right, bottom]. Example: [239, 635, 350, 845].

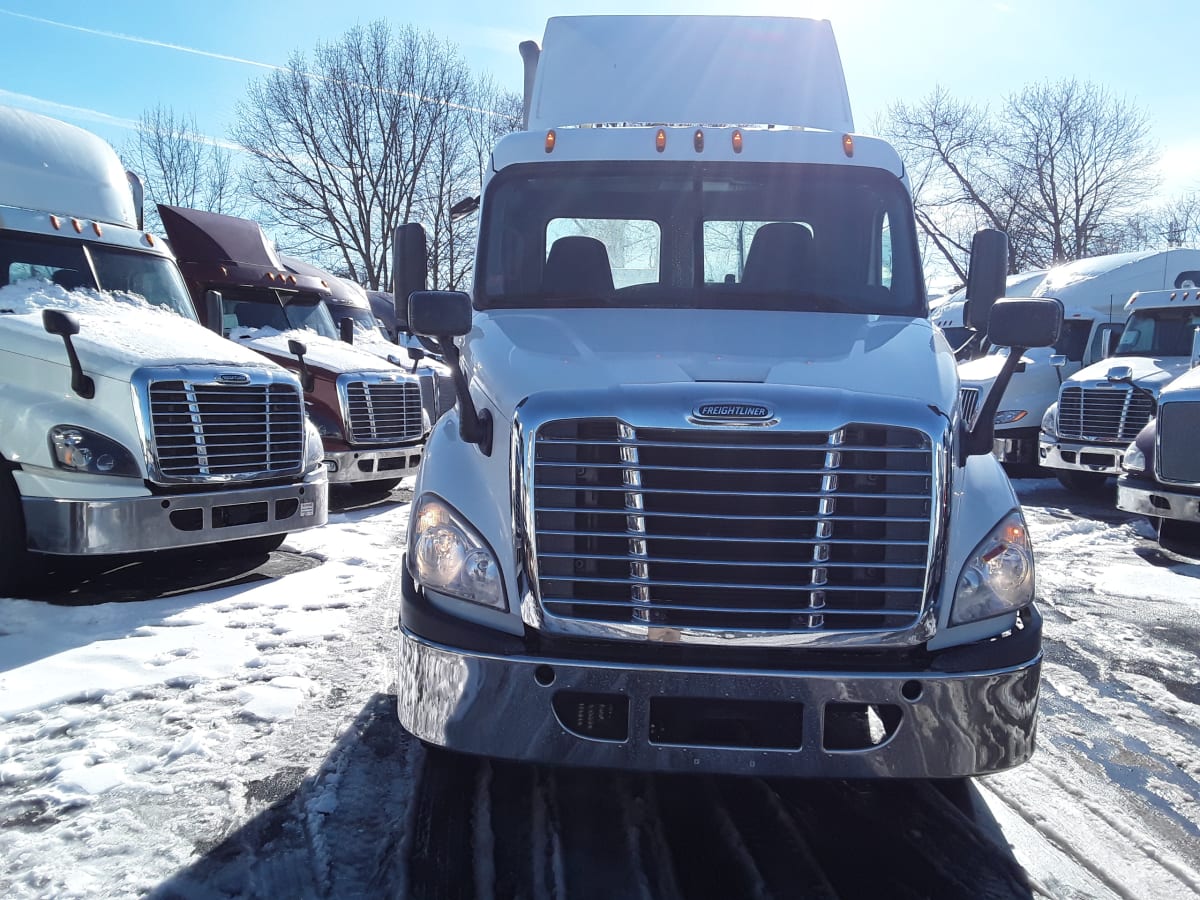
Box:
[437, 338, 492, 456]
[960, 346, 1027, 463]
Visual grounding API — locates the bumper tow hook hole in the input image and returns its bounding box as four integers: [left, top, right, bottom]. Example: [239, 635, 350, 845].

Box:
[901, 680, 923, 702]
[534, 665, 555, 687]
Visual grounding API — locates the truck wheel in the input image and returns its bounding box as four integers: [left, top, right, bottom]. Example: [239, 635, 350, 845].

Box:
[224, 534, 288, 557]
[1157, 518, 1200, 556]
[0, 469, 33, 596]
[1054, 470, 1109, 494]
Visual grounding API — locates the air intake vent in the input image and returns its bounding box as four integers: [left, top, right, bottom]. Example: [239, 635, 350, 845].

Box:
[148, 380, 304, 481]
[1157, 401, 1200, 484]
[531, 420, 933, 639]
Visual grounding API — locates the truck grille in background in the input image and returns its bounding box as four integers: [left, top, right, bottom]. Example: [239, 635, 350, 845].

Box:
[149, 381, 304, 479]
[532, 421, 933, 635]
[1058, 386, 1153, 443]
[1157, 401, 1200, 484]
[345, 381, 423, 443]
[959, 387, 980, 427]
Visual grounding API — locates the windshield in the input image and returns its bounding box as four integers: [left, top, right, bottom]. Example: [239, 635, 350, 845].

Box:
[217, 288, 339, 340]
[1115, 307, 1200, 358]
[326, 303, 386, 340]
[0, 231, 198, 321]
[478, 162, 924, 316]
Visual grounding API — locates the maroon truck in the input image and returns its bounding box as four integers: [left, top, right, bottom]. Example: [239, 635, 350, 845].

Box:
[159, 205, 428, 492]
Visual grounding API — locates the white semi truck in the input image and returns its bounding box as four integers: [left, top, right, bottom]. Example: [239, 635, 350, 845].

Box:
[392, 16, 1062, 779]
[961, 249, 1200, 471]
[0, 106, 328, 594]
[1040, 282, 1200, 491]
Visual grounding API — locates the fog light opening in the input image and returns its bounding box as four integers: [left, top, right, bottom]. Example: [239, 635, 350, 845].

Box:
[534, 664, 555, 687]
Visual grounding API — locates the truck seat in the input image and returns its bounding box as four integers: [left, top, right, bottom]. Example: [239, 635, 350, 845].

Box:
[544, 236, 614, 297]
[742, 223, 813, 292]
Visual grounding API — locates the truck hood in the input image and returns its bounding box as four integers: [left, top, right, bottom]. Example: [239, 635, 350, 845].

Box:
[468, 308, 957, 413]
[231, 328, 400, 375]
[0, 285, 278, 380]
[959, 348, 1064, 417]
[1069, 355, 1190, 395]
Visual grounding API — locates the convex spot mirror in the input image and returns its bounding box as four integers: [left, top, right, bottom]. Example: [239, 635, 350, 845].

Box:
[987, 297, 1062, 349]
[409, 290, 471, 338]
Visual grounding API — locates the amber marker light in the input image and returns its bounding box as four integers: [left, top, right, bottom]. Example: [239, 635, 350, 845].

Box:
[545, 130, 556, 153]
[49, 215, 61, 230]
[71, 218, 83, 233]
[732, 130, 743, 153]
[145, 233, 155, 246]
[693, 129, 704, 152]
[842, 134, 855, 157]
[92, 222, 103, 237]
[655, 128, 666, 153]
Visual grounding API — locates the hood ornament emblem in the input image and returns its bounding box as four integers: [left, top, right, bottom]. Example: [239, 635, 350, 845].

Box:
[692, 402, 774, 424]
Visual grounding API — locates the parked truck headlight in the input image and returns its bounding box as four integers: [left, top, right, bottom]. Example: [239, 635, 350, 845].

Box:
[48, 425, 140, 477]
[1040, 403, 1058, 439]
[951, 511, 1034, 625]
[304, 418, 324, 471]
[410, 494, 507, 610]
[1121, 441, 1146, 473]
[994, 409, 1027, 425]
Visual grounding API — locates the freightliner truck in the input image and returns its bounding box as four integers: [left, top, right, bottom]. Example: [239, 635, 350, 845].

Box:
[0, 106, 328, 593]
[158, 206, 431, 494]
[393, 16, 1062, 779]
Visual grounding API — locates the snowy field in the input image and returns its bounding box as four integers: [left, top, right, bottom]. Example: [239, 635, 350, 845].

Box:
[1, 478, 1198, 898]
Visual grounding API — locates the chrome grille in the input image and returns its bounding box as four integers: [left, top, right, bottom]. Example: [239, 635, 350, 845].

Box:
[959, 387, 980, 427]
[1157, 401, 1200, 484]
[532, 421, 933, 634]
[148, 380, 304, 479]
[345, 381, 423, 443]
[1058, 386, 1154, 442]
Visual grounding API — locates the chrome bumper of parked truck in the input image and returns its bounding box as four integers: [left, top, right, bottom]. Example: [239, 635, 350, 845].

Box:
[324, 446, 423, 483]
[22, 469, 328, 555]
[1116, 478, 1200, 524]
[1038, 437, 1124, 475]
[396, 626, 1040, 778]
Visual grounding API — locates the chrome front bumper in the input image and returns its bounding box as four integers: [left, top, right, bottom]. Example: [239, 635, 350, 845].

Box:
[324, 446, 423, 484]
[1038, 436, 1124, 475]
[396, 627, 1041, 778]
[22, 469, 328, 555]
[993, 427, 1039, 465]
[1117, 478, 1200, 524]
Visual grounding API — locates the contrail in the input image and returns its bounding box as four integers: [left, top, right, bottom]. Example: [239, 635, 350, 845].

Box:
[0, 8, 286, 71]
[0, 7, 508, 117]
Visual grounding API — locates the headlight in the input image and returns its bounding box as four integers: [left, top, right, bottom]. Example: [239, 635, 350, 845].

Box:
[304, 418, 324, 471]
[48, 425, 141, 477]
[951, 511, 1034, 625]
[1122, 441, 1146, 473]
[409, 494, 506, 611]
[1040, 403, 1058, 439]
[994, 409, 1027, 425]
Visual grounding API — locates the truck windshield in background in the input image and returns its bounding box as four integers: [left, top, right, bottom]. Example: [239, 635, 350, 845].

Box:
[216, 288, 340, 340]
[1115, 307, 1200, 357]
[477, 162, 924, 316]
[0, 231, 197, 320]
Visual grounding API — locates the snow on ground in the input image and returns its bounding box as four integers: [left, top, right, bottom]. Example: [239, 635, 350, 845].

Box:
[1, 477, 1198, 897]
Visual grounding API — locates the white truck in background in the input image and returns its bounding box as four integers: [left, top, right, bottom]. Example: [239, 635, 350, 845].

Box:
[959, 250, 1200, 471]
[1041, 280, 1200, 491]
[391, 16, 1062, 781]
[0, 105, 328, 594]
[933, 269, 1047, 361]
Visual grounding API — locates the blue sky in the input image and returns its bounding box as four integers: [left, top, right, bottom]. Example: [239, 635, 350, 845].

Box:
[2, 0, 1198, 197]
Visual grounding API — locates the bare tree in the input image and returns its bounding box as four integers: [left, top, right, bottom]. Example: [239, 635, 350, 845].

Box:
[122, 104, 241, 233]
[880, 80, 1160, 276]
[233, 22, 483, 291]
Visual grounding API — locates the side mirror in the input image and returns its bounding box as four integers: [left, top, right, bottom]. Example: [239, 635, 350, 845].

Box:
[987, 298, 1062, 349]
[1049, 354, 1067, 368]
[393, 223, 428, 315]
[204, 289, 223, 334]
[338, 317, 354, 344]
[1102, 328, 1120, 360]
[964, 229, 1008, 332]
[1191, 326, 1200, 370]
[287, 338, 314, 392]
[42, 308, 80, 337]
[42, 309, 95, 399]
[409, 290, 472, 338]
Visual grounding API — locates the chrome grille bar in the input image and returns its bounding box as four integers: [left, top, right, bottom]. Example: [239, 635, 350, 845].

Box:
[1059, 386, 1154, 442]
